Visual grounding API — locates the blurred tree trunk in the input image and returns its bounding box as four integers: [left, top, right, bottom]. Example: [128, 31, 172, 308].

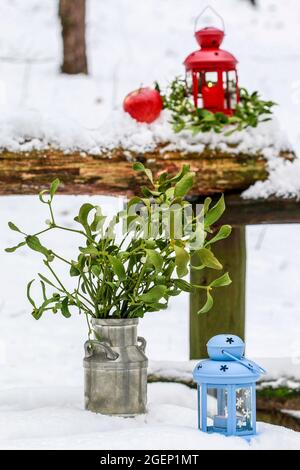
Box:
[59, 0, 88, 74]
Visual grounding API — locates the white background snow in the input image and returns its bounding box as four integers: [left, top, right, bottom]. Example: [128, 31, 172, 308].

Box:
[0, 0, 300, 450]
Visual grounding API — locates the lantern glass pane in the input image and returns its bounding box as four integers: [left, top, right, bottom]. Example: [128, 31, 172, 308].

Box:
[204, 71, 218, 87]
[236, 387, 253, 433]
[185, 73, 193, 94]
[223, 71, 237, 109]
[207, 387, 228, 433]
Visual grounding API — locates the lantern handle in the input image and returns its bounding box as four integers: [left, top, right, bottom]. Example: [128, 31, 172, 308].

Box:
[222, 350, 266, 375]
[194, 6, 225, 34]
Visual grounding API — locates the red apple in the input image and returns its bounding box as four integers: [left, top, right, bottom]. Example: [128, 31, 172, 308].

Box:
[123, 87, 163, 124]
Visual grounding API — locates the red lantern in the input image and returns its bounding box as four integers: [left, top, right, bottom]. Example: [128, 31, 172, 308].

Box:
[184, 8, 239, 115]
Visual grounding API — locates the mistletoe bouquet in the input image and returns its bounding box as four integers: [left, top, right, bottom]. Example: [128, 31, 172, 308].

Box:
[156, 77, 276, 135]
[6, 164, 231, 337]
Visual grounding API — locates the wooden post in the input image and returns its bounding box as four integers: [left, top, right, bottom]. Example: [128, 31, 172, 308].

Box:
[190, 226, 246, 359]
[59, 0, 88, 75]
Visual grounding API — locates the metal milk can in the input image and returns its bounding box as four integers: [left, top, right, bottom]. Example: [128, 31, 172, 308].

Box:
[83, 318, 148, 415]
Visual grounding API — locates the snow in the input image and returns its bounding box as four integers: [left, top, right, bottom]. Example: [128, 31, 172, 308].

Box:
[242, 159, 300, 200]
[0, 383, 299, 450]
[95, 110, 291, 157]
[282, 410, 300, 420]
[0, 110, 98, 153]
[0, 0, 300, 450]
[0, 107, 290, 157]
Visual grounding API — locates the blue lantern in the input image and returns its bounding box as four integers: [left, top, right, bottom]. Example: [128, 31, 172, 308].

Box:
[193, 334, 266, 437]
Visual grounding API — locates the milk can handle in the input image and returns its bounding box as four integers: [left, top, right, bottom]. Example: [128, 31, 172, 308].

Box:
[85, 340, 119, 361]
[194, 6, 225, 33]
[137, 336, 147, 353]
[222, 350, 266, 374]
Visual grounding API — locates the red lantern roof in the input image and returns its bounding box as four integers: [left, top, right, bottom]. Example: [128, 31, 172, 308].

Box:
[184, 27, 238, 72]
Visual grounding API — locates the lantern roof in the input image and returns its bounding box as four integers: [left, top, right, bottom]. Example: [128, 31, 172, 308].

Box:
[193, 334, 266, 385]
[184, 27, 238, 72]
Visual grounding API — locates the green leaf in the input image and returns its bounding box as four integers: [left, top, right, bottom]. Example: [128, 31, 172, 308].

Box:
[206, 225, 232, 246]
[40, 280, 47, 301]
[174, 172, 195, 198]
[198, 290, 214, 314]
[70, 263, 80, 277]
[39, 189, 51, 204]
[174, 245, 190, 278]
[91, 211, 106, 232]
[50, 179, 60, 199]
[165, 187, 175, 200]
[210, 272, 232, 288]
[38, 273, 57, 289]
[205, 195, 225, 227]
[8, 221, 22, 233]
[80, 246, 99, 256]
[132, 161, 154, 183]
[61, 297, 71, 318]
[33, 296, 58, 321]
[26, 235, 50, 258]
[91, 265, 101, 277]
[202, 111, 215, 122]
[173, 279, 194, 292]
[145, 249, 163, 272]
[140, 285, 167, 303]
[164, 261, 175, 278]
[141, 186, 161, 197]
[144, 168, 153, 184]
[197, 248, 222, 270]
[5, 241, 26, 253]
[32, 308, 44, 320]
[147, 302, 168, 311]
[75, 203, 95, 235]
[203, 197, 212, 214]
[132, 162, 145, 171]
[27, 280, 36, 308]
[168, 164, 190, 184]
[108, 255, 126, 281]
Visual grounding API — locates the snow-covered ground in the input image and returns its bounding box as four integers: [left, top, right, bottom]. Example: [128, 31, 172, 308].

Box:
[1, 383, 299, 450]
[0, 0, 300, 450]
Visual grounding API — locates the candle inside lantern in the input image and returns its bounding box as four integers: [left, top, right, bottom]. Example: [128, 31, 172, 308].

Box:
[202, 83, 224, 110]
[213, 415, 227, 429]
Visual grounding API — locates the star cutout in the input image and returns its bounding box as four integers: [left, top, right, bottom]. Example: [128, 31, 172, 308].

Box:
[236, 397, 243, 408]
[220, 365, 229, 372]
[243, 409, 251, 420]
[226, 337, 234, 344]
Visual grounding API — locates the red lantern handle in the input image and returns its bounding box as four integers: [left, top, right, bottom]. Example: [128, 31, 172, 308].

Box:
[194, 5, 225, 33]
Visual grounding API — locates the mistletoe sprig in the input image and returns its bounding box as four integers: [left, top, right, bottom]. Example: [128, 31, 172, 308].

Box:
[5, 164, 232, 329]
[155, 77, 276, 135]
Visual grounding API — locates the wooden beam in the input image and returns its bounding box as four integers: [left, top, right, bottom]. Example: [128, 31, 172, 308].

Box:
[188, 194, 300, 226]
[0, 147, 294, 197]
[224, 194, 300, 225]
[1, 148, 299, 225]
